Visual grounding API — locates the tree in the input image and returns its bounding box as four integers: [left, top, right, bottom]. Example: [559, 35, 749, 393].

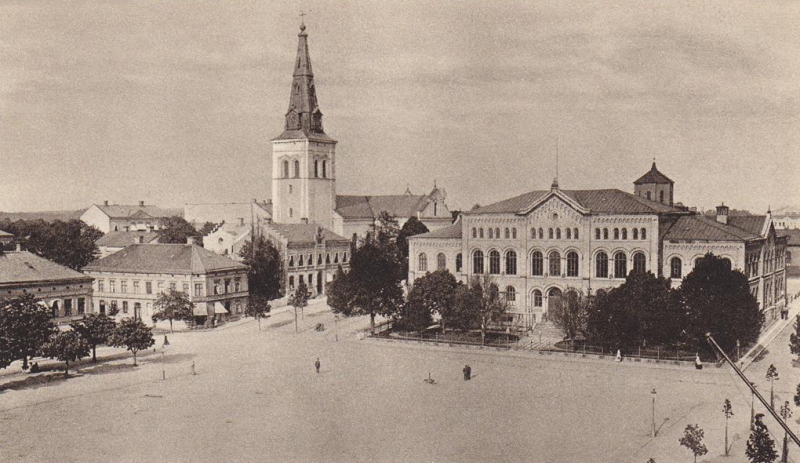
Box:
[70, 313, 116, 362]
[794, 383, 800, 409]
[679, 253, 763, 355]
[679, 424, 708, 463]
[0, 219, 101, 270]
[401, 270, 457, 333]
[549, 287, 590, 341]
[43, 331, 89, 377]
[0, 294, 57, 369]
[109, 318, 154, 366]
[152, 289, 195, 332]
[156, 216, 201, 244]
[789, 315, 800, 360]
[396, 216, 429, 271]
[0, 326, 13, 370]
[245, 295, 271, 331]
[289, 282, 310, 333]
[780, 401, 792, 462]
[198, 221, 218, 236]
[327, 266, 356, 317]
[456, 275, 509, 345]
[239, 234, 283, 300]
[348, 240, 405, 333]
[723, 398, 734, 456]
[766, 364, 779, 409]
[370, 211, 400, 251]
[746, 414, 778, 463]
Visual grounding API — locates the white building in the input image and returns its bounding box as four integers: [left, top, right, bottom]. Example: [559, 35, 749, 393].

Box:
[81, 201, 176, 233]
[184, 201, 272, 228]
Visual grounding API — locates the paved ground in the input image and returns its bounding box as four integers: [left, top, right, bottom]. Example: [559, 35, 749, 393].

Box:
[2, 292, 800, 463]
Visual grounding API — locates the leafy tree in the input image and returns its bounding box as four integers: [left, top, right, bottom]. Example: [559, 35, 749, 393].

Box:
[766, 364, 779, 409]
[723, 399, 734, 456]
[0, 327, 13, 370]
[0, 219, 101, 270]
[679, 424, 708, 463]
[789, 315, 800, 360]
[289, 281, 310, 333]
[396, 216, 429, 271]
[156, 216, 201, 244]
[43, 331, 89, 377]
[152, 289, 195, 332]
[456, 275, 509, 345]
[549, 287, 590, 340]
[239, 234, 283, 300]
[327, 266, 356, 317]
[198, 221, 218, 236]
[746, 414, 778, 463]
[347, 241, 405, 333]
[794, 383, 800, 408]
[0, 294, 57, 369]
[780, 401, 792, 463]
[70, 313, 116, 362]
[245, 295, 271, 331]
[109, 318, 154, 366]
[679, 253, 763, 355]
[396, 270, 456, 332]
[370, 211, 400, 251]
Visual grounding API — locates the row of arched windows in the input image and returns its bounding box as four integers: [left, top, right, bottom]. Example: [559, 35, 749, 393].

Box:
[470, 250, 519, 275]
[418, 252, 464, 273]
[282, 159, 329, 179]
[529, 227, 580, 240]
[467, 249, 650, 278]
[594, 227, 647, 241]
[471, 227, 518, 240]
[289, 251, 348, 268]
[594, 251, 647, 278]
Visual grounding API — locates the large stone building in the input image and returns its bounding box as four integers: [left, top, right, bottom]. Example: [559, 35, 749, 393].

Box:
[0, 247, 94, 323]
[408, 165, 787, 329]
[83, 242, 248, 324]
[81, 201, 177, 233]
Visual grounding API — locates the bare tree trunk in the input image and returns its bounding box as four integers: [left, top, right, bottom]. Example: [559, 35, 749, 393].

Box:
[294, 308, 298, 333]
[133, 350, 138, 366]
[257, 317, 261, 332]
[92, 345, 97, 362]
[725, 419, 729, 456]
[64, 360, 69, 377]
[22, 354, 28, 370]
[370, 313, 375, 334]
[170, 319, 173, 333]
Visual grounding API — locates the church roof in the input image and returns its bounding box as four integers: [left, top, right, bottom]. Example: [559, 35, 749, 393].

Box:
[0, 251, 93, 285]
[469, 189, 682, 215]
[411, 222, 463, 240]
[634, 162, 674, 185]
[96, 231, 160, 248]
[335, 195, 430, 219]
[267, 223, 349, 245]
[662, 215, 761, 242]
[83, 244, 246, 275]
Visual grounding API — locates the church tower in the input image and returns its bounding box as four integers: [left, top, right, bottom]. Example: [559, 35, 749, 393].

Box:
[633, 162, 674, 206]
[271, 23, 337, 229]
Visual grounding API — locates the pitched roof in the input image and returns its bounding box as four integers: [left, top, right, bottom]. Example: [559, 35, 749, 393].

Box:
[778, 228, 800, 246]
[0, 251, 92, 285]
[96, 231, 160, 248]
[663, 215, 761, 242]
[83, 244, 246, 274]
[267, 223, 349, 245]
[728, 216, 767, 236]
[96, 204, 175, 220]
[411, 222, 463, 240]
[469, 189, 682, 215]
[634, 162, 674, 185]
[335, 195, 428, 219]
[0, 229, 13, 237]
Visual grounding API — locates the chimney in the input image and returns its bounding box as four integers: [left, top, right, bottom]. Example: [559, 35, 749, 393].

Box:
[139, 200, 145, 207]
[238, 217, 245, 226]
[187, 236, 195, 245]
[103, 200, 109, 206]
[716, 203, 729, 225]
[136, 235, 144, 244]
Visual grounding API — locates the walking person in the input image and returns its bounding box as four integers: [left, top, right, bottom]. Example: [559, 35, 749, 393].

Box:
[463, 365, 469, 381]
[315, 358, 321, 374]
[466, 364, 472, 380]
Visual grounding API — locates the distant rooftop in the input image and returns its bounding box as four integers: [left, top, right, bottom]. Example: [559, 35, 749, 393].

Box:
[0, 251, 92, 285]
[84, 243, 246, 275]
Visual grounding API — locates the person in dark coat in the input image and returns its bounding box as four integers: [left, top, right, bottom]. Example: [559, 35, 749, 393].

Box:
[315, 358, 321, 374]
[465, 365, 472, 380]
[463, 365, 469, 380]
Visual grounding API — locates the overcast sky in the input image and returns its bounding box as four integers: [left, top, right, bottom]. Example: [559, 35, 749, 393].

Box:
[1, 0, 798, 214]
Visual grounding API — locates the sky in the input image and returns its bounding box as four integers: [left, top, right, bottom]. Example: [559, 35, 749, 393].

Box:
[0, 0, 798, 213]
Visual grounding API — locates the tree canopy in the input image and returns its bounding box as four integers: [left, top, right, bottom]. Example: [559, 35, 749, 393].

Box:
[239, 234, 283, 300]
[399, 270, 457, 332]
[70, 313, 116, 362]
[746, 414, 778, 463]
[156, 216, 202, 245]
[244, 295, 271, 331]
[327, 266, 356, 317]
[0, 294, 57, 369]
[109, 318, 155, 366]
[152, 289, 196, 331]
[396, 216, 429, 271]
[0, 219, 101, 270]
[44, 330, 90, 376]
[347, 240, 405, 332]
[455, 275, 509, 345]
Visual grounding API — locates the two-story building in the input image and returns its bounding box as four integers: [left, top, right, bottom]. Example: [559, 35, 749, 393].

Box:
[80, 201, 177, 234]
[83, 241, 248, 325]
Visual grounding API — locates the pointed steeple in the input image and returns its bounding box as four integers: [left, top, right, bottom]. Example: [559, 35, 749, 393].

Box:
[278, 22, 331, 140]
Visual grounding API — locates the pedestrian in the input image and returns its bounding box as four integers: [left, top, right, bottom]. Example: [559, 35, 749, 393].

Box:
[466, 364, 472, 380]
[163, 335, 170, 346]
[315, 358, 321, 374]
[694, 353, 703, 370]
[616, 349, 622, 362]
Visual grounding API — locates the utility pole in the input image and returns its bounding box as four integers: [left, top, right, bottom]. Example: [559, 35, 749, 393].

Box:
[651, 388, 657, 438]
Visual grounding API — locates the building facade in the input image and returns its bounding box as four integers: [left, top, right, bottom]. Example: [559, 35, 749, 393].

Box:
[81, 201, 176, 234]
[83, 243, 249, 324]
[408, 166, 787, 330]
[184, 200, 272, 228]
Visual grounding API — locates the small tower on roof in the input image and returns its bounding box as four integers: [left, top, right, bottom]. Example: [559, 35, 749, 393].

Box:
[634, 161, 674, 206]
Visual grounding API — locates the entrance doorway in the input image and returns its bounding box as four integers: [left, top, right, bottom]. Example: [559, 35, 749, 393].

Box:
[547, 287, 562, 317]
[317, 271, 323, 294]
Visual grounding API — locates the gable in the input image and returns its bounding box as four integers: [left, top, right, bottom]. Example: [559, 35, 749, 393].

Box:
[519, 190, 589, 218]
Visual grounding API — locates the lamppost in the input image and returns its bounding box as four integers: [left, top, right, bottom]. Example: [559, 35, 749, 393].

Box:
[651, 388, 657, 438]
[751, 381, 758, 430]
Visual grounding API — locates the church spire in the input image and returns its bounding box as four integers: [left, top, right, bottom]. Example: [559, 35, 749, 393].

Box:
[282, 22, 325, 137]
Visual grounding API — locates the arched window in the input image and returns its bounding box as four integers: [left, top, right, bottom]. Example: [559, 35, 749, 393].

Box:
[531, 228, 536, 239]
[298, 255, 304, 266]
[722, 258, 732, 271]
[531, 251, 543, 276]
[646, 191, 652, 200]
[489, 250, 501, 274]
[456, 253, 463, 273]
[670, 257, 682, 279]
[472, 228, 477, 238]
[505, 228, 510, 239]
[633, 228, 639, 240]
[289, 276, 294, 288]
[614, 252, 627, 278]
[289, 208, 293, 218]
[596, 252, 609, 278]
[548, 228, 554, 239]
[512, 228, 517, 239]
[613, 228, 620, 240]
[622, 228, 628, 240]
[314, 160, 319, 178]
[473, 250, 484, 274]
[294, 160, 300, 178]
[299, 274, 304, 285]
[289, 256, 295, 267]
[283, 160, 290, 178]
[566, 228, 572, 240]
[318, 254, 323, 265]
[659, 191, 664, 203]
[556, 228, 562, 240]
[574, 228, 579, 240]
[603, 228, 609, 240]
[479, 228, 484, 239]
[549, 251, 561, 276]
[322, 160, 327, 178]
[418, 253, 428, 272]
[595, 228, 601, 240]
[495, 228, 500, 239]
[437, 253, 446, 271]
[632, 252, 646, 273]
[326, 253, 331, 264]
[567, 251, 579, 277]
[505, 250, 517, 275]
[488, 228, 493, 239]
[641, 228, 647, 240]
[505, 286, 516, 305]
[533, 290, 543, 307]
[489, 284, 500, 301]
[538, 228, 544, 239]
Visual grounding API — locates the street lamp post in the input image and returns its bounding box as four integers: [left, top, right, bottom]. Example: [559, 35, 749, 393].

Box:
[751, 382, 758, 430]
[651, 388, 657, 438]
